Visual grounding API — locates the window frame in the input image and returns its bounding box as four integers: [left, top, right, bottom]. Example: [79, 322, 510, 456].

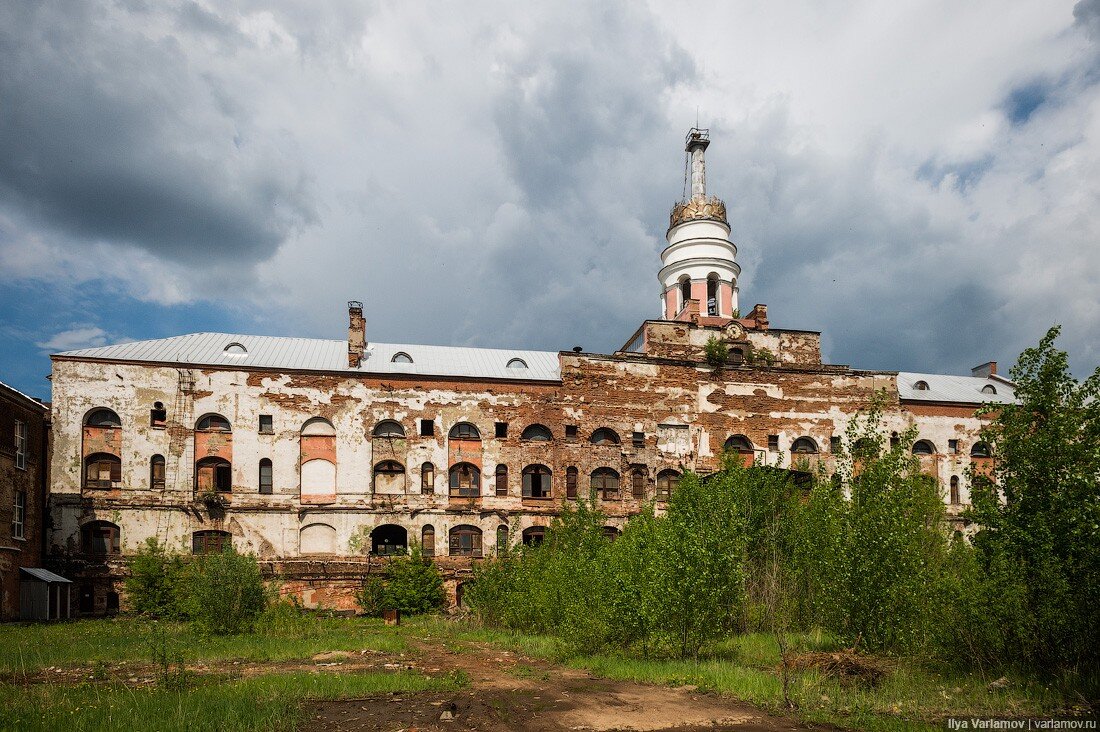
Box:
[372, 420, 406, 439]
[259, 458, 273, 494]
[656, 469, 680, 501]
[14, 419, 26, 470]
[84, 453, 122, 490]
[192, 530, 232, 555]
[150, 455, 166, 490]
[449, 463, 481, 497]
[589, 428, 620, 446]
[12, 490, 25, 540]
[590, 468, 621, 500]
[82, 521, 120, 555]
[495, 464, 508, 496]
[258, 414, 274, 434]
[521, 464, 552, 499]
[449, 525, 483, 557]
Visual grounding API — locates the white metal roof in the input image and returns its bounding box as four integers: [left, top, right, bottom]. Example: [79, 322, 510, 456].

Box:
[55, 333, 562, 382]
[20, 567, 72, 583]
[897, 372, 1016, 405]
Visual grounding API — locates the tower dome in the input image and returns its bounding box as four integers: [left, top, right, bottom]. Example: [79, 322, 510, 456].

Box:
[658, 128, 740, 322]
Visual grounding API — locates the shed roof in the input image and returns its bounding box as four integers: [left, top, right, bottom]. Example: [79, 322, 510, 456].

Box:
[55, 333, 562, 382]
[897, 372, 1016, 405]
[20, 567, 72, 583]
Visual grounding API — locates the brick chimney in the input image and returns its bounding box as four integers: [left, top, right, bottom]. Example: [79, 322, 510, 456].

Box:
[971, 361, 997, 378]
[347, 301, 365, 368]
[747, 303, 769, 331]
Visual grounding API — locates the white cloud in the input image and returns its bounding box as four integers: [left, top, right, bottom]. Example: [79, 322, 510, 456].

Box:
[36, 326, 110, 352]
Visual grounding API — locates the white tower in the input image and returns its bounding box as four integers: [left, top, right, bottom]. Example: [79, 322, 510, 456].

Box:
[658, 129, 740, 321]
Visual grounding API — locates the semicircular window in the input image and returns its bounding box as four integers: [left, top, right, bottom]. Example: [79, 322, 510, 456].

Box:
[981, 384, 997, 394]
[373, 420, 406, 438]
[520, 424, 552, 441]
[224, 342, 247, 356]
[506, 358, 528, 369]
[391, 352, 413, 364]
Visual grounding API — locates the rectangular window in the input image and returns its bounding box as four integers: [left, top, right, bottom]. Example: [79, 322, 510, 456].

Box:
[631, 470, 645, 498]
[564, 425, 578, 441]
[420, 419, 435, 437]
[829, 436, 841, 453]
[632, 431, 645, 449]
[495, 422, 508, 438]
[767, 434, 779, 451]
[495, 468, 508, 496]
[566, 469, 578, 498]
[258, 415, 273, 434]
[259, 461, 273, 494]
[14, 420, 27, 470]
[150, 408, 167, 428]
[948, 439, 959, 454]
[215, 464, 232, 492]
[12, 491, 25, 540]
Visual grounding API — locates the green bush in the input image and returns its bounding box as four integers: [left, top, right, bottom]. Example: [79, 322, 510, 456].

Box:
[126, 538, 186, 619]
[356, 545, 445, 616]
[177, 545, 268, 635]
[704, 336, 728, 368]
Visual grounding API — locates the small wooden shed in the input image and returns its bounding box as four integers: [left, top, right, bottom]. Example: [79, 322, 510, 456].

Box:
[19, 567, 72, 621]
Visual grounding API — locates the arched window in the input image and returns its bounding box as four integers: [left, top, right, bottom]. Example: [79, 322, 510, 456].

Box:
[507, 358, 528, 369]
[522, 526, 547, 546]
[495, 464, 508, 496]
[371, 524, 408, 556]
[373, 461, 405, 493]
[591, 468, 620, 500]
[449, 463, 481, 497]
[449, 525, 483, 557]
[656, 469, 680, 500]
[85, 408, 121, 427]
[949, 476, 960, 505]
[912, 440, 936, 456]
[913, 380, 930, 391]
[724, 435, 753, 453]
[150, 402, 166, 427]
[301, 417, 336, 436]
[496, 525, 509, 555]
[299, 523, 337, 555]
[566, 466, 578, 499]
[631, 468, 646, 498]
[706, 274, 719, 316]
[192, 530, 231, 555]
[82, 521, 120, 555]
[520, 424, 552, 441]
[391, 352, 413, 364]
[522, 464, 551, 499]
[84, 453, 121, 489]
[449, 422, 481, 440]
[196, 456, 232, 492]
[589, 428, 620, 446]
[372, 420, 405, 438]
[791, 437, 819, 454]
[150, 455, 165, 490]
[679, 277, 691, 310]
[196, 414, 231, 432]
[422, 525, 436, 556]
[971, 442, 992, 458]
[223, 342, 247, 356]
[259, 458, 273, 494]
[421, 462, 435, 493]
[981, 384, 998, 395]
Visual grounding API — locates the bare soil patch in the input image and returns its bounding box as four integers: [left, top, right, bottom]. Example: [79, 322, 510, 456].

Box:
[307, 636, 830, 732]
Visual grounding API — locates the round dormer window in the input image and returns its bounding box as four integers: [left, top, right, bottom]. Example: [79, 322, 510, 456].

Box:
[224, 343, 247, 356]
[507, 358, 528, 369]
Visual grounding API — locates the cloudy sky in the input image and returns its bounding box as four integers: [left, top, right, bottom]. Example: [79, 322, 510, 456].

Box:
[2, 0, 1098, 399]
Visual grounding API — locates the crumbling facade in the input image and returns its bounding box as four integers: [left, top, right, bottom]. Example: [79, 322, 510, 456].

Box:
[45, 130, 1014, 613]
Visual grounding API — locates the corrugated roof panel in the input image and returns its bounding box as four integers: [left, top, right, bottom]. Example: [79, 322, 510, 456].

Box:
[20, 567, 72, 583]
[57, 333, 563, 382]
[897, 372, 1016, 404]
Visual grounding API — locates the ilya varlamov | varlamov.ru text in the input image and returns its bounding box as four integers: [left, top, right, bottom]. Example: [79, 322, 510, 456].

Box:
[946, 720, 1097, 730]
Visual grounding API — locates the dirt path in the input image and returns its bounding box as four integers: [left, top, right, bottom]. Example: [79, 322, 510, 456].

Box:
[306, 634, 827, 732]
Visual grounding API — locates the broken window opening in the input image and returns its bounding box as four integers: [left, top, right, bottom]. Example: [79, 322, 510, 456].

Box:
[791, 437, 818, 454]
[590, 468, 620, 500]
[631, 468, 645, 498]
[85, 408, 121, 428]
[449, 525, 483, 557]
[150, 402, 167, 428]
[82, 521, 120, 555]
[949, 476, 960, 505]
[707, 274, 719, 316]
[258, 414, 273, 434]
[678, 277, 691, 310]
[522, 464, 552, 499]
[196, 456, 232, 493]
[564, 424, 578, 441]
[422, 525, 436, 556]
[971, 442, 992, 458]
[912, 440, 936, 456]
[421, 462, 434, 493]
[420, 419, 435, 437]
[370, 524, 408, 556]
[495, 422, 508, 438]
[196, 414, 231, 432]
[632, 431, 645, 448]
[192, 530, 231, 555]
[589, 428, 620, 446]
[449, 463, 481, 497]
[496, 525, 509, 555]
[522, 526, 547, 546]
[767, 434, 779, 451]
[449, 422, 481, 440]
[656, 469, 680, 501]
[373, 461, 406, 493]
[84, 453, 121, 490]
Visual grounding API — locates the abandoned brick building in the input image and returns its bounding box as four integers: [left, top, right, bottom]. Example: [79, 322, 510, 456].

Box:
[46, 130, 1014, 612]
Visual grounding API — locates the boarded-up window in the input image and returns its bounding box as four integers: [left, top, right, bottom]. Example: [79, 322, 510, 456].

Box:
[301, 459, 336, 497]
[631, 468, 645, 498]
[656, 423, 691, 455]
[566, 467, 578, 499]
[259, 459, 273, 494]
[373, 461, 406, 494]
[522, 465, 551, 499]
[449, 525, 482, 557]
[300, 523, 337, 554]
[422, 525, 436, 556]
[421, 462, 434, 493]
[193, 530, 231, 554]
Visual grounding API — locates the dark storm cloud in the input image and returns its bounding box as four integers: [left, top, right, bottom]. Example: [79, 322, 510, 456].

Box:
[0, 1, 316, 265]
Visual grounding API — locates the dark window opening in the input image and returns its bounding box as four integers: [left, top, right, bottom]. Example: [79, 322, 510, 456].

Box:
[495, 422, 508, 438]
[679, 278, 691, 309]
[521, 424, 552, 441]
[566, 467, 578, 499]
[729, 347, 745, 365]
[725, 435, 753, 453]
[829, 436, 841, 453]
[422, 525, 436, 556]
[150, 403, 167, 428]
[603, 526, 621, 540]
[420, 419, 435, 437]
[196, 414, 231, 432]
[496, 525, 509, 555]
[259, 414, 273, 434]
[193, 530, 231, 555]
[565, 424, 578, 441]
[590, 428, 620, 446]
[522, 526, 547, 546]
[949, 476, 960, 505]
[449, 463, 481, 497]
[791, 437, 818, 454]
[495, 464, 508, 496]
[196, 457, 232, 493]
[449, 525, 483, 557]
[631, 468, 645, 498]
[82, 521, 120, 555]
[767, 434, 779, 451]
[150, 455, 165, 490]
[522, 464, 552, 499]
[85, 409, 121, 428]
[632, 431, 645, 448]
[707, 276, 718, 316]
[913, 440, 935, 456]
[971, 442, 992, 458]
[84, 453, 121, 489]
[259, 458, 273, 494]
[449, 422, 481, 440]
[591, 468, 620, 500]
[373, 420, 405, 438]
[948, 439, 959, 454]
[371, 524, 408, 556]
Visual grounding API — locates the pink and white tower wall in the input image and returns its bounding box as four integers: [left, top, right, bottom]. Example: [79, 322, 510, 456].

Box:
[658, 128, 740, 324]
